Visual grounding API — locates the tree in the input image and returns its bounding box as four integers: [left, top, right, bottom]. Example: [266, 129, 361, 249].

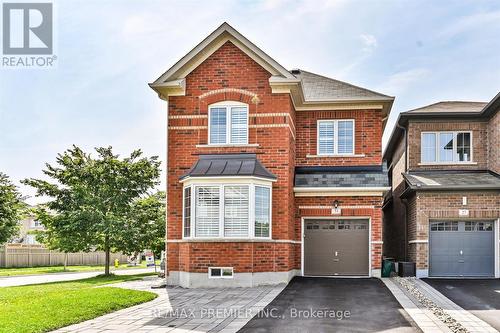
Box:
[23, 145, 161, 275]
[124, 191, 166, 258]
[0, 172, 23, 244]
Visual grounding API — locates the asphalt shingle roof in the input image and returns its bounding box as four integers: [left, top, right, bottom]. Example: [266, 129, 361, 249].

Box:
[294, 166, 389, 188]
[292, 70, 393, 102]
[404, 171, 500, 190]
[180, 154, 276, 180]
[404, 101, 487, 114]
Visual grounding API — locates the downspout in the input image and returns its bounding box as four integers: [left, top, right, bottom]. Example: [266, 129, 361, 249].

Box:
[396, 123, 408, 261]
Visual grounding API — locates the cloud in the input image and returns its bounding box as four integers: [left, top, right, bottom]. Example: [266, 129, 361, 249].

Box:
[438, 10, 500, 38]
[377, 68, 430, 95]
[360, 34, 378, 53]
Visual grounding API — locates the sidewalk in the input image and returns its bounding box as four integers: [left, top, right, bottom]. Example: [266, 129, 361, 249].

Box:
[0, 267, 156, 287]
[52, 276, 286, 333]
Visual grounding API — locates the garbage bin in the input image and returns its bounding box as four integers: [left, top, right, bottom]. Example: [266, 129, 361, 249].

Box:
[398, 262, 416, 277]
[382, 258, 395, 277]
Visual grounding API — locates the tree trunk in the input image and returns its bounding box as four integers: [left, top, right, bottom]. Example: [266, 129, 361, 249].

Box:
[64, 253, 68, 271]
[104, 236, 110, 275]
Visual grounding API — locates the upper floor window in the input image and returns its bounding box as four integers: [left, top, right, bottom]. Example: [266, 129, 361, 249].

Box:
[421, 131, 472, 163]
[209, 102, 248, 145]
[317, 120, 354, 155]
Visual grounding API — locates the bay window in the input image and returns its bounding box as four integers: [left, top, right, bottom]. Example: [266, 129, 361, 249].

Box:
[183, 183, 272, 239]
[317, 120, 354, 155]
[209, 102, 248, 145]
[421, 131, 472, 163]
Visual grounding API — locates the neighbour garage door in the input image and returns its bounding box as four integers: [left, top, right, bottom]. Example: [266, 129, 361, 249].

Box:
[304, 219, 369, 276]
[429, 221, 495, 277]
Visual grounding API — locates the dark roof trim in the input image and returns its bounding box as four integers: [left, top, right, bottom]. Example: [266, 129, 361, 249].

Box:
[180, 153, 277, 181]
[295, 165, 383, 174]
[481, 91, 500, 118]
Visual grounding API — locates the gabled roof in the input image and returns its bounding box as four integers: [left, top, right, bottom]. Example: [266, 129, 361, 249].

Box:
[292, 70, 393, 102]
[150, 22, 295, 95]
[149, 22, 394, 120]
[180, 154, 276, 181]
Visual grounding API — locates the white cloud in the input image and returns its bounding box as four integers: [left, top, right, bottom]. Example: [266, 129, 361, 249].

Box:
[360, 34, 378, 53]
[377, 68, 431, 95]
[438, 10, 500, 38]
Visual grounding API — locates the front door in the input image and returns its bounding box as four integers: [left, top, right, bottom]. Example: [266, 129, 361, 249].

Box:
[304, 219, 369, 276]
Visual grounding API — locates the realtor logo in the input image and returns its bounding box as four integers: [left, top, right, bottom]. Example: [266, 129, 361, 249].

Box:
[2, 2, 56, 68]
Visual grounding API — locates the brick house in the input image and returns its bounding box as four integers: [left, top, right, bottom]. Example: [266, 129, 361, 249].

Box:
[150, 23, 393, 287]
[383, 94, 500, 278]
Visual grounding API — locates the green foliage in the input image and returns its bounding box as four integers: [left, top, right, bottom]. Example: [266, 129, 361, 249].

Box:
[22, 146, 162, 274]
[0, 274, 157, 333]
[0, 172, 23, 244]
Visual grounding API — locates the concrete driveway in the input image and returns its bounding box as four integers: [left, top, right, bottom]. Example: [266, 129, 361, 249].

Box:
[239, 277, 418, 333]
[424, 279, 500, 331]
[0, 267, 156, 287]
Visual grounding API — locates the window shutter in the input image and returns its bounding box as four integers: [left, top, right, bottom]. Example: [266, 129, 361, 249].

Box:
[338, 120, 354, 154]
[210, 108, 227, 144]
[224, 186, 249, 237]
[183, 187, 191, 237]
[230, 107, 248, 144]
[195, 187, 220, 237]
[318, 121, 335, 155]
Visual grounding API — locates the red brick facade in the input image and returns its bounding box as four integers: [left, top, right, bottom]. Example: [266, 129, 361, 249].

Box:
[163, 41, 386, 283]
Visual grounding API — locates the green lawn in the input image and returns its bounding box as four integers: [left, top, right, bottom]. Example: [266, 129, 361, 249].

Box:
[0, 261, 159, 277]
[0, 274, 157, 333]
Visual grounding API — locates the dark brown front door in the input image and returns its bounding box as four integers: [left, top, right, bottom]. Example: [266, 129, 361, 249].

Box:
[304, 219, 369, 276]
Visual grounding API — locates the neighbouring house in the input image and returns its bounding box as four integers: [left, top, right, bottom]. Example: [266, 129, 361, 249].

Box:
[12, 210, 45, 245]
[383, 94, 500, 278]
[149, 23, 393, 287]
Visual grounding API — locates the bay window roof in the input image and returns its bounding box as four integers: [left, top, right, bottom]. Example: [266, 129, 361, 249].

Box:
[180, 154, 276, 181]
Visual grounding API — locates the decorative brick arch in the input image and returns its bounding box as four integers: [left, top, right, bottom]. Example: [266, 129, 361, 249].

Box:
[198, 88, 260, 109]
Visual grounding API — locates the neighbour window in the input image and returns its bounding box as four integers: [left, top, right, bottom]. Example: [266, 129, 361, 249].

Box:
[184, 184, 272, 239]
[183, 187, 191, 238]
[421, 132, 471, 163]
[209, 103, 248, 145]
[317, 120, 354, 155]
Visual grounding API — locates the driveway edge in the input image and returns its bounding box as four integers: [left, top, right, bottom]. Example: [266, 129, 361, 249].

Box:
[382, 278, 450, 333]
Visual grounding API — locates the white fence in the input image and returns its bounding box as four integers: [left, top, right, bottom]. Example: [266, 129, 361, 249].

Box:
[0, 244, 129, 268]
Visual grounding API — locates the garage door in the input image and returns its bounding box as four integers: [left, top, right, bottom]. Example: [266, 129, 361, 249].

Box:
[429, 221, 495, 277]
[304, 219, 369, 276]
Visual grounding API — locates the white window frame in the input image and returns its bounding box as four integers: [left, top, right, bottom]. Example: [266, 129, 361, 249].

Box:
[317, 119, 355, 156]
[182, 180, 272, 240]
[420, 131, 473, 164]
[208, 101, 249, 145]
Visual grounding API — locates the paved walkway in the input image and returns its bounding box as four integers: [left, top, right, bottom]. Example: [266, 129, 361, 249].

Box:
[382, 278, 452, 333]
[51, 277, 286, 333]
[0, 267, 156, 287]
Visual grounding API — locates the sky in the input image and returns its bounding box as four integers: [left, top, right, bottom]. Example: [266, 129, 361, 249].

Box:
[1, 0, 500, 204]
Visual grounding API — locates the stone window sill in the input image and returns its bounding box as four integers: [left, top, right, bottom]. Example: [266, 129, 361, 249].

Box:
[417, 162, 477, 166]
[306, 154, 366, 158]
[196, 144, 259, 148]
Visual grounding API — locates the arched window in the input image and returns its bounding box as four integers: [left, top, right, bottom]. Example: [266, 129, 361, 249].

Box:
[208, 101, 248, 145]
